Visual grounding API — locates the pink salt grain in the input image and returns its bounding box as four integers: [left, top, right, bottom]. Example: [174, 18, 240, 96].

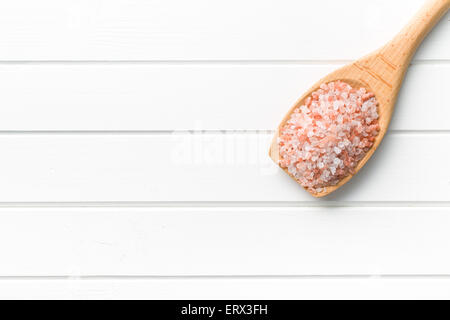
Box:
[278, 81, 379, 194]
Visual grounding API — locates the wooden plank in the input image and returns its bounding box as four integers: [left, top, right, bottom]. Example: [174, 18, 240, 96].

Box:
[0, 207, 450, 276]
[0, 0, 448, 61]
[0, 63, 447, 131]
[1, 278, 450, 299]
[0, 133, 447, 202]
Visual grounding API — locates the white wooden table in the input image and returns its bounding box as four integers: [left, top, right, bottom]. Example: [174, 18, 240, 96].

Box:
[0, 0, 449, 299]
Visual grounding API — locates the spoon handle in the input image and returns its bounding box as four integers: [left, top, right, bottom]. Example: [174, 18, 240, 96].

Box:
[381, 0, 450, 68]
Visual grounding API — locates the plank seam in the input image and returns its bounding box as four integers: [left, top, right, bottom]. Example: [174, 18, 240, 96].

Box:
[0, 202, 448, 208]
[1, 275, 450, 280]
[0, 60, 447, 65]
[0, 130, 447, 135]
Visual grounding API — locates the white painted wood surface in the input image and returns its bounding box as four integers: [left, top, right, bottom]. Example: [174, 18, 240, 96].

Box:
[0, 0, 448, 299]
[1, 207, 450, 276]
[0, 0, 448, 61]
[2, 278, 450, 300]
[0, 63, 447, 131]
[0, 133, 448, 202]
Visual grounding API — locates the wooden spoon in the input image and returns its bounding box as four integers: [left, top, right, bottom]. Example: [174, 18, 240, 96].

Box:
[269, 0, 450, 198]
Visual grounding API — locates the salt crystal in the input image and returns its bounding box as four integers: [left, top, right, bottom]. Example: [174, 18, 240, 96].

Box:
[333, 101, 341, 110]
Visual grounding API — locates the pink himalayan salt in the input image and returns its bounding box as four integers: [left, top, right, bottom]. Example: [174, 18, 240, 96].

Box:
[278, 81, 379, 194]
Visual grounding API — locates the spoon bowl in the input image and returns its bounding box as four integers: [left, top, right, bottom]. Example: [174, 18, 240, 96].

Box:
[269, 0, 450, 197]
